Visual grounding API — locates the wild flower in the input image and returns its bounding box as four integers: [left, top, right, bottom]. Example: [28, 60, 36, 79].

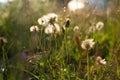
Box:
[68, 0, 85, 12]
[73, 26, 79, 32]
[44, 25, 53, 34]
[0, 37, 7, 44]
[38, 13, 58, 26]
[81, 39, 95, 50]
[44, 23, 60, 34]
[62, 18, 70, 31]
[96, 21, 104, 31]
[38, 13, 60, 34]
[47, 13, 58, 23]
[88, 26, 96, 33]
[96, 56, 106, 65]
[99, 59, 106, 65]
[88, 21, 104, 33]
[30, 25, 39, 32]
[38, 16, 50, 26]
[64, 18, 70, 28]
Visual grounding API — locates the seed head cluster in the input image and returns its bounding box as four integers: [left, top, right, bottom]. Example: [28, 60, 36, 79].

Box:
[96, 56, 107, 65]
[38, 13, 60, 34]
[81, 39, 95, 50]
[88, 21, 104, 33]
[30, 25, 39, 32]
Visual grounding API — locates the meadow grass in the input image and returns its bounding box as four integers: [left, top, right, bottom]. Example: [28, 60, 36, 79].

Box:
[0, 0, 120, 80]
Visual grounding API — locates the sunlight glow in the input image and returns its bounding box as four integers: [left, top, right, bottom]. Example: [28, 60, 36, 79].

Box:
[0, 0, 7, 3]
[0, 0, 14, 4]
[68, 0, 85, 12]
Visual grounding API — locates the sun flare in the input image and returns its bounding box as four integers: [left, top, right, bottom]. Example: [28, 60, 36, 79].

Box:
[68, 0, 85, 12]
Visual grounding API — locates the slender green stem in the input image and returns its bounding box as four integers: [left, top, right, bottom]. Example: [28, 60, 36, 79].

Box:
[2, 46, 6, 68]
[54, 34, 57, 50]
[2, 46, 8, 80]
[87, 51, 89, 80]
[24, 70, 39, 80]
[65, 29, 69, 63]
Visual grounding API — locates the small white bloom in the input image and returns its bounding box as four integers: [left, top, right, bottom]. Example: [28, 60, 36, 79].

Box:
[96, 21, 104, 31]
[1, 68, 5, 72]
[100, 59, 106, 65]
[30, 25, 39, 32]
[45, 23, 60, 34]
[38, 16, 50, 26]
[47, 13, 58, 20]
[0, 37, 7, 43]
[88, 26, 96, 33]
[81, 39, 95, 50]
[46, 13, 58, 24]
[44, 25, 54, 34]
[54, 23, 60, 33]
[38, 13, 58, 26]
[96, 56, 106, 65]
[73, 26, 79, 32]
[68, 0, 85, 12]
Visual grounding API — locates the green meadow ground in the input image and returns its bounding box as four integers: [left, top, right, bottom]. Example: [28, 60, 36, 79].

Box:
[0, 0, 120, 80]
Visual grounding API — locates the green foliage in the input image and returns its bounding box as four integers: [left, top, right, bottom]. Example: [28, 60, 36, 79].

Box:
[0, 0, 120, 80]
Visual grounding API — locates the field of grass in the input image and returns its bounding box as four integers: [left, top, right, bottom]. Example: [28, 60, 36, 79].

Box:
[0, 0, 120, 80]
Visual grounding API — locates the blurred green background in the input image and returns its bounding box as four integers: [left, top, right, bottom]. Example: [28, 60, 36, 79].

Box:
[0, 0, 120, 80]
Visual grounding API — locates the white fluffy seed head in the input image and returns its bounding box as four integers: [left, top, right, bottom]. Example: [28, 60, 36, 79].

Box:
[81, 39, 95, 50]
[96, 56, 107, 65]
[96, 21, 104, 31]
[73, 26, 79, 32]
[44, 23, 60, 34]
[30, 25, 39, 32]
[38, 13, 58, 26]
